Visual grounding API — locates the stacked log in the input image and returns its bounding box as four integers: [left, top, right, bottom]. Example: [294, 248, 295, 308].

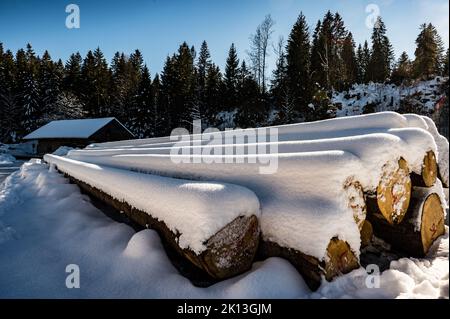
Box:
[367, 184, 445, 257]
[411, 151, 438, 187]
[360, 220, 373, 248]
[259, 237, 359, 291]
[365, 158, 412, 225]
[44, 155, 260, 280]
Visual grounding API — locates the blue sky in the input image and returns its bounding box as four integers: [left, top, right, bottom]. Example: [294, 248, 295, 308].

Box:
[0, 0, 448, 76]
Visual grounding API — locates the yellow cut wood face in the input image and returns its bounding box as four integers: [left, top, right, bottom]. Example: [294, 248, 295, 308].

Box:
[421, 193, 445, 254]
[377, 158, 412, 225]
[422, 151, 437, 187]
[323, 238, 359, 281]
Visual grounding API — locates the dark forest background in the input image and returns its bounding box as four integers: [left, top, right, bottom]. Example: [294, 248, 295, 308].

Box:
[1, 11, 449, 142]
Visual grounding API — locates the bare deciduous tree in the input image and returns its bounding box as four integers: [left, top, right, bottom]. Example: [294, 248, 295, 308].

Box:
[248, 14, 275, 93]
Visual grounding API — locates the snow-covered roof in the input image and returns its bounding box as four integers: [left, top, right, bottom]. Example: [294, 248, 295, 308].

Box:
[23, 118, 127, 140]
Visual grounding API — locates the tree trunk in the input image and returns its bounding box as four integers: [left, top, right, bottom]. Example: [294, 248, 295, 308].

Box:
[64, 173, 260, 280]
[367, 189, 445, 257]
[411, 151, 438, 187]
[259, 238, 359, 291]
[366, 157, 412, 225]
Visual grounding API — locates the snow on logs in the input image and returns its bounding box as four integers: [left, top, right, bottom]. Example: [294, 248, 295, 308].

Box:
[43, 154, 261, 279]
[56, 112, 448, 288]
[367, 183, 446, 257]
[66, 150, 364, 289]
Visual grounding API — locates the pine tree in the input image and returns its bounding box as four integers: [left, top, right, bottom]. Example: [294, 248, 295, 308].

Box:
[236, 62, 264, 128]
[151, 73, 165, 136]
[0, 45, 20, 142]
[16, 44, 41, 135]
[444, 48, 449, 77]
[81, 48, 111, 117]
[195, 41, 211, 125]
[270, 37, 293, 123]
[174, 42, 196, 129]
[310, 20, 323, 86]
[366, 17, 394, 82]
[391, 51, 412, 84]
[224, 43, 240, 110]
[63, 52, 83, 97]
[413, 23, 445, 78]
[130, 65, 152, 138]
[204, 63, 223, 126]
[286, 12, 311, 119]
[341, 32, 358, 88]
[160, 55, 177, 134]
[39, 50, 62, 125]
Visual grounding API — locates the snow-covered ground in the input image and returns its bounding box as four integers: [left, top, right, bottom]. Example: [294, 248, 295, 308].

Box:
[0, 144, 16, 165]
[0, 160, 448, 298]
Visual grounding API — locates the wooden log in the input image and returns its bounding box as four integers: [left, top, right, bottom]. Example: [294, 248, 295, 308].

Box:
[411, 151, 438, 187]
[360, 220, 373, 248]
[367, 189, 445, 257]
[259, 238, 359, 291]
[366, 158, 412, 225]
[63, 172, 260, 280]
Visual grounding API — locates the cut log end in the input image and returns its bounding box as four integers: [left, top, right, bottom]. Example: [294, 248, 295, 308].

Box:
[323, 238, 360, 281]
[420, 193, 445, 254]
[360, 220, 373, 248]
[259, 237, 359, 290]
[411, 151, 438, 187]
[376, 158, 412, 225]
[368, 190, 445, 257]
[201, 215, 260, 279]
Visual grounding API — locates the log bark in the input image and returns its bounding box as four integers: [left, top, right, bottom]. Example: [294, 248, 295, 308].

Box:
[259, 238, 359, 291]
[360, 220, 373, 248]
[411, 151, 438, 187]
[366, 158, 412, 225]
[367, 189, 445, 257]
[63, 172, 260, 280]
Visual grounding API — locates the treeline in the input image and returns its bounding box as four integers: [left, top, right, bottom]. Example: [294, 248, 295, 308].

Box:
[0, 11, 449, 142]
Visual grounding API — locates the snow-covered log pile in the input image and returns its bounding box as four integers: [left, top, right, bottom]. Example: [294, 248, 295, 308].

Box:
[43, 154, 261, 280]
[45, 112, 448, 290]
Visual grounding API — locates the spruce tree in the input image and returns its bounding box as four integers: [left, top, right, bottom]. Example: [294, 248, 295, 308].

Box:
[81, 48, 111, 118]
[341, 32, 358, 88]
[413, 23, 445, 78]
[366, 17, 394, 82]
[39, 50, 62, 124]
[224, 43, 239, 110]
[444, 48, 449, 77]
[63, 52, 82, 97]
[130, 65, 152, 138]
[391, 51, 412, 84]
[286, 12, 311, 119]
[16, 44, 41, 135]
[0, 46, 20, 142]
[204, 63, 223, 126]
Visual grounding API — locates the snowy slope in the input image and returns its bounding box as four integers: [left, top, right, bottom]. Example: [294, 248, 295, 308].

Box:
[44, 155, 260, 254]
[0, 161, 447, 298]
[332, 77, 447, 117]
